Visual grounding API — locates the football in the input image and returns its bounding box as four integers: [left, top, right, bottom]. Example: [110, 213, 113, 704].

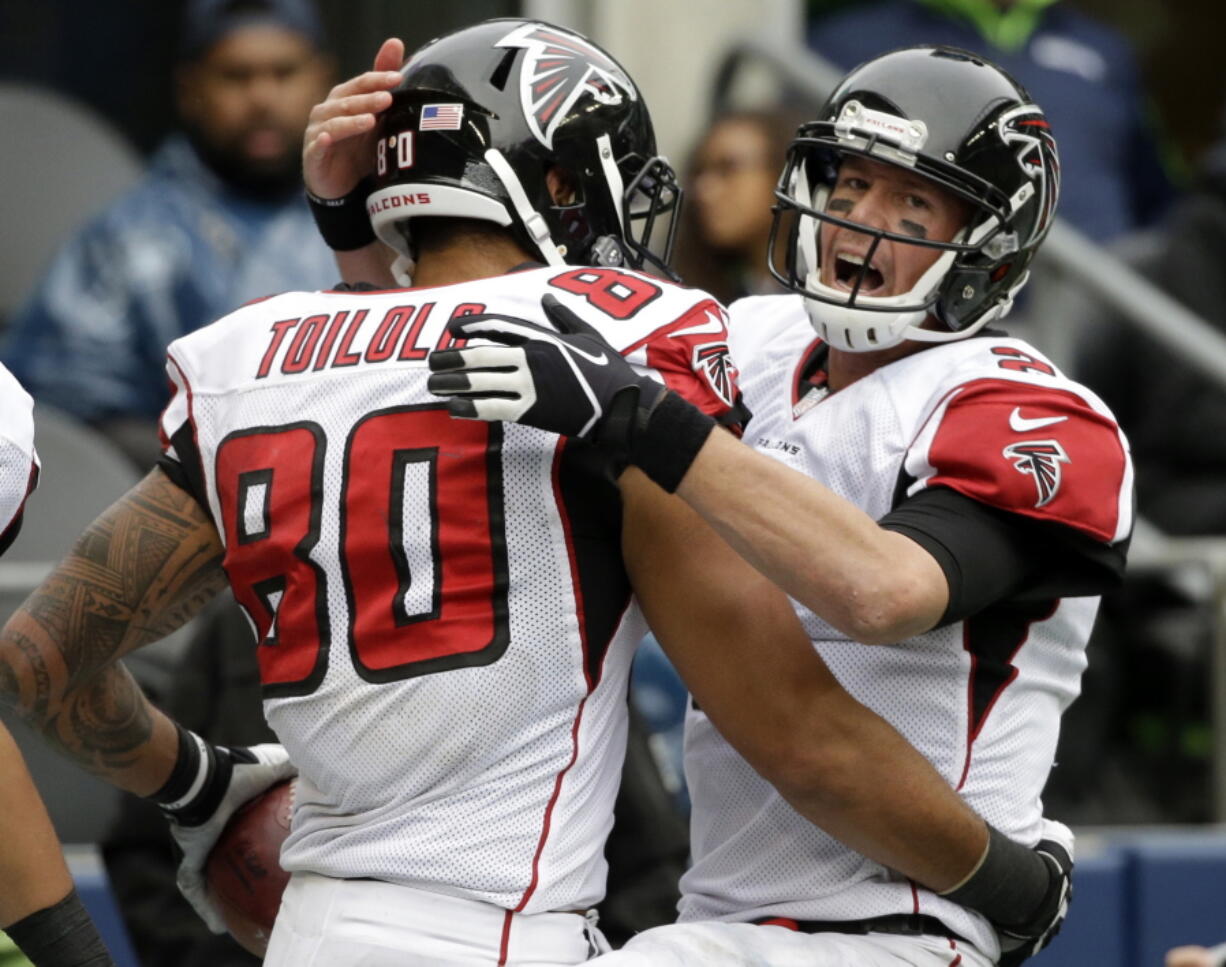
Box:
[204, 778, 295, 957]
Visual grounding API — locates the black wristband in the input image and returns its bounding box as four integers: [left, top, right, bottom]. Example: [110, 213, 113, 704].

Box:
[629, 391, 717, 493]
[5, 890, 116, 967]
[307, 177, 377, 251]
[148, 722, 204, 806]
[941, 824, 1052, 929]
[147, 723, 238, 827]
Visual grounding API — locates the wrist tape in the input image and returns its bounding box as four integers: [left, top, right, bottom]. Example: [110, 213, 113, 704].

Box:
[630, 391, 717, 494]
[940, 824, 1052, 930]
[5, 890, 115, 967]
[307, 177, 377, 251]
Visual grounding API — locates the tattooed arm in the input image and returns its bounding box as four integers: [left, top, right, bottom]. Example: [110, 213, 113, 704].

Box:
[0, 466, 227, 795]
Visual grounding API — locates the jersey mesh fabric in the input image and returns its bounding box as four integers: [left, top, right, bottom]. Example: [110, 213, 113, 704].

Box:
[682, 295, 1132, 957]
[160, 268, 729, 913]
[0, 364, 38, 535]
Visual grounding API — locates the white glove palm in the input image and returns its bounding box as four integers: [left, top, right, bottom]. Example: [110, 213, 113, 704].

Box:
[164, 742, 297, 932]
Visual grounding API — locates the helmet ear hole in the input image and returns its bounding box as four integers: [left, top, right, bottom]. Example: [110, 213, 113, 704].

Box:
[546, 166, 579, 206]
[488, 48, 517, 91]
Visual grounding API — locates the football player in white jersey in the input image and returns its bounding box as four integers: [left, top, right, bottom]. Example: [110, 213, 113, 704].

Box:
[0, 371, 116, 967]
[4, 29, 1070, 967]
[430, 46, 1130, 966]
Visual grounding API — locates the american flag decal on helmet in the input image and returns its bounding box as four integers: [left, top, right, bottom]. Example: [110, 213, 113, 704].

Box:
[692, 342, 738, 409]
[496, 22, 637, 149]
[1003, 439, 1070, 508]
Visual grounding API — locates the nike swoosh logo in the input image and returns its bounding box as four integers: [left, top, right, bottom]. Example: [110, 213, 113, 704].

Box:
[1009, 407, 1068, 432]
[670, 310, 726, 338]
[562, 343, 608, 366]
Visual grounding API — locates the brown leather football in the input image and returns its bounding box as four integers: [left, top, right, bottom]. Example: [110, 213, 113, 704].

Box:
[204, 777, 294, 957]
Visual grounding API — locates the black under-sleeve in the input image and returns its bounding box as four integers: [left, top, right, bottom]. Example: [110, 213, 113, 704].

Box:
[157, 420, 211, 518]
[879, 485, 1128, 626]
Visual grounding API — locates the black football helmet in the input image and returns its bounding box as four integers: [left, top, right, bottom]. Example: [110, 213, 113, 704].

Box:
[768, 45, 1060, 351]
[365, 19, 681, 283]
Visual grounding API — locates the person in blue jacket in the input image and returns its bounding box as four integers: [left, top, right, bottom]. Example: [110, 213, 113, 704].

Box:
[808, 0, 1174, 242]
[2, 0, 337, 467]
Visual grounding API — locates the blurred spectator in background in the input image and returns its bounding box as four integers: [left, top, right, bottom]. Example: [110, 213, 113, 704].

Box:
[807, 0, 1175, 242]
[672, 111, 797, 305]
[1, 0, 337, 469]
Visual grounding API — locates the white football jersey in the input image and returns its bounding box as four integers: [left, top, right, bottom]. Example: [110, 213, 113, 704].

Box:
[0, 363, 38, 546]
[158, 266, 737, 915]
[682, 294, 1132, 957]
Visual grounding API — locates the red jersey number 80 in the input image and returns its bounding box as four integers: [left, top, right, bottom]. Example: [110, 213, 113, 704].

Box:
[214, 406, 510, 696]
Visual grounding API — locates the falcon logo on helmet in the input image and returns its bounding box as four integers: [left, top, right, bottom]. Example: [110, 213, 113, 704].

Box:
[496, 22, 638, 149]
[999, 105, 1060, 243]
[1003, 440, 1070, 508]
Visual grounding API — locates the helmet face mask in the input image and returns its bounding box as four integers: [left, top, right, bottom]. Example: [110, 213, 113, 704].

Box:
[768, 46, 1060, 353]
[617, 154, 683, 274]
[364, 19, 682, 283]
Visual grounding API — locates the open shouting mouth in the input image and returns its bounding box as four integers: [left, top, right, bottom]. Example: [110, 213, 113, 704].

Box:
[833, 250, 885, 294]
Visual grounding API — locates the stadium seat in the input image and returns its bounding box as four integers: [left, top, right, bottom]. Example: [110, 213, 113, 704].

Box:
[1129, 831, 1226, 966]
[0, 84, 141, 323]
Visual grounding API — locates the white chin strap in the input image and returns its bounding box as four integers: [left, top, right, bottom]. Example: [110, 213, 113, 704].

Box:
[389, 252, 416, 288]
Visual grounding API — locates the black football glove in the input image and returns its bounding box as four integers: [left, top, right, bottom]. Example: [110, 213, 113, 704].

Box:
[995, 823, 1074, 966]
[428, 295, 716, 491]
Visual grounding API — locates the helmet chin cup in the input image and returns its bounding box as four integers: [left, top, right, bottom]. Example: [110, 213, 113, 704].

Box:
[801, 275, 927, 352]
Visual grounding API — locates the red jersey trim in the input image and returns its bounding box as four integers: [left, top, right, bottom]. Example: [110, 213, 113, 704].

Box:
[511, 696, 590, 916]
[619, 297, 726, 358]
[509, 441, 598, 927]
[790, 337, 826, 413]
[552, 438, 592, 689]
[956, 601, 1059, 790]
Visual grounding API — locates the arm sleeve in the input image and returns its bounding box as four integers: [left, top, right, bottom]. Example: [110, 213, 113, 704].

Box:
[880, 485, 1129, 626]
